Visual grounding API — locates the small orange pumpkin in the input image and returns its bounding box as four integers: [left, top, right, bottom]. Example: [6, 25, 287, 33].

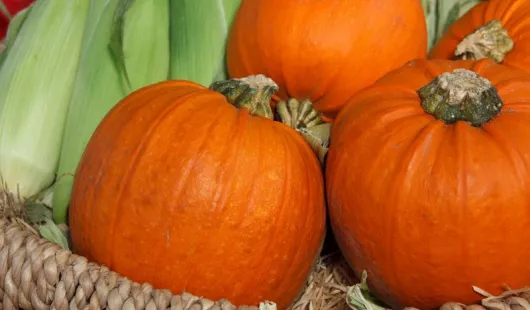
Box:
[326, 58, 530, 309]
[429, 0, 530, 72]
[68, 76, 326, 309]
[226, 0, 428, 121]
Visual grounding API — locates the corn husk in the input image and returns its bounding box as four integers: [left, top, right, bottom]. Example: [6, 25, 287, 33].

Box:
[0, 4, 31, 67]
[52, 0, 170, 223]
[169, 0, 241, 86]
[0, 0, 89, 200]
[122, 0, 170, 90]
[422, 0, 483, 52]
[0, 1, 11, 19]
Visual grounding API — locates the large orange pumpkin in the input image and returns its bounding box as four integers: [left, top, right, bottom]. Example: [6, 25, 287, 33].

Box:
[429, 0, 529, 72]
[326, 58, 530, 309]
[68, 76, 326, 309]
[226, 0, 428, 122]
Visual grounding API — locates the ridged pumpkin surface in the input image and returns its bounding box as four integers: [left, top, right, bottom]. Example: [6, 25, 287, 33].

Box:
[429, 0, 530, 72]
[68, 80, 326, 309]
[326, 58, 530, 309]
[226, 0, 427, 121]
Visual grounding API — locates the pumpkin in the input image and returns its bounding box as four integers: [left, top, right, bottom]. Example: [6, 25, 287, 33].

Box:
[68, 75, 326, 310]
[429, 0, 528, 71]
[326, 58, 530, 309]
[226, 0, 428, 122]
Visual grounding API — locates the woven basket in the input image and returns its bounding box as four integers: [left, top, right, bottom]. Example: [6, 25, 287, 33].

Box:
[4, 215, 530, 310]
[0, 215, 358, 310]
[2, 201, 530, 310]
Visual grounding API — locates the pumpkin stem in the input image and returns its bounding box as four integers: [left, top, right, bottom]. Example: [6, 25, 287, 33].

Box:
[210, 76, 331, 165]
[417, 68, 503, 127]
[209, 75, 277, 119]
[276, 99, 331, 165]
[276, 98, 325, 129]
[454, 20, 514, 63]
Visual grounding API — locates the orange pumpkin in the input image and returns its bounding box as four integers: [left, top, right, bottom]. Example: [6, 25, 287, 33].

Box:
[326, 58, 530, 309]
[429, 0, 529, 71]
[68, 76, 326, 310]
[226, 0, 428, 122]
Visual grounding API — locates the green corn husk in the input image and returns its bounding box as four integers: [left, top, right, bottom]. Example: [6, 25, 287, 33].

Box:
[422, 0, 483, 52]
[0, 4, 32, 67]
[52, 0, 170, 224]
[122, 0, 170, 90]
[0, 1, 11, 19]
[422, 0, 438, 52]
[169, 0, 241, 86]
[52, 0, 125, 224]
[0, 0, 89, 200]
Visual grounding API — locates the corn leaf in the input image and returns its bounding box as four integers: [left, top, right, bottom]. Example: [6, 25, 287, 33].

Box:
[0, 5, 32, 68]
[26, 201, 52, 224]
[169, 0, 242, 86]
[0, 0, 11, 20]
[421, 0, 438, 51]
[24, 184, 55, 224]
[52, 0, 127, 224]
[53, 0, 171, 223]
[109, 0, 134, 91]
[346, 271, 389, 310]
[108, 0, 170, 91]
[259, 302, 277, 310]
[38, 217, 69, 249]
[421, 0, 483, 53]
[122, 0, 170, 89]
[0, 0, 89, 200]
[438, 0, 482, 39]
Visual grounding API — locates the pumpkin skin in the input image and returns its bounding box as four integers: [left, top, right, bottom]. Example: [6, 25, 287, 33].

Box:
[68, 80, 326, 309]
[326, 58, 530, 309]
[226, 0, 428, 121]
[429, 0, 530, 71]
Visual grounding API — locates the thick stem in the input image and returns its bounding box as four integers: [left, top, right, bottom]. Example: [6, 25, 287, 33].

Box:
[276, 99, 330, 165]
[210, 76, 330, 165]
[209, 75, 278, 119]
[417, 68, 503, 127]
[276, 98, 325, 129]
[454, 20, 514, 63]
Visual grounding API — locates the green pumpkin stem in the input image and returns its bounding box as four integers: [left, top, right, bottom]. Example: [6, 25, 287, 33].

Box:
[276, 98, 325, 129]
[417, 68, 503, 127]
[454, 20, 514, 63]
[209, 75, 277, 119]
[210, 75, 330, 165]
[276, 98, 330, 164]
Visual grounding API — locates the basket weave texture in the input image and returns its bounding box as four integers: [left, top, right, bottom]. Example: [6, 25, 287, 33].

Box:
[0, 217, 273, 310]
[4, 215, 530, 310]
[0, 216, 356, 310]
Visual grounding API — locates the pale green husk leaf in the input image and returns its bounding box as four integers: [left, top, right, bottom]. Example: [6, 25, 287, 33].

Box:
[169, 0, 241, 86]
[38, 217, 69, 249]
[53, 0, 170, 224]
[0, 5, 32, 67]
[421, 0, 483, 52]
[346, 271, 388, 310]
[52, 0, 127, 224]
[0, 0, 89, 200]
[0, 0, 11, 20]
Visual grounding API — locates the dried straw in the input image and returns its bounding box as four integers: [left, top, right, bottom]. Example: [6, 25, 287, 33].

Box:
[289, 252, 357, 310]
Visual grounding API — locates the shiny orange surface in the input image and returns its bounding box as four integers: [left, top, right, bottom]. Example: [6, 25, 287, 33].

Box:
[69, 80, 326, 309]
[326, 58, 530, 309]
[226, 0, 427, 121]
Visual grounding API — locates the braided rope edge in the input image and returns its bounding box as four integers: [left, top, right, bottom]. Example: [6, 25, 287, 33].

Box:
[0, 217, 273, 310]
